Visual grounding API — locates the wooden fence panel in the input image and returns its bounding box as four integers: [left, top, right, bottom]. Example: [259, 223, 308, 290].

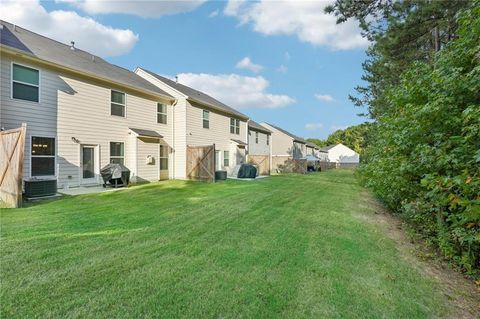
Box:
[271, 156, 307, 174]
[186, 145, 215, 182]
[318, 161, 338, 171]
[247, 155, 270, 175]
[0, 124, 26, 208]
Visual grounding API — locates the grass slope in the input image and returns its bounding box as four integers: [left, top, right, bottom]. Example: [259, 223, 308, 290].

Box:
[1, 171, 447, 318]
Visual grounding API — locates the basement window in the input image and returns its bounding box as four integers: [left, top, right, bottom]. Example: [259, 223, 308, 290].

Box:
[12, 63, 39, 102]
[31, 136, 55, 176]
[111, 90, 126, 117]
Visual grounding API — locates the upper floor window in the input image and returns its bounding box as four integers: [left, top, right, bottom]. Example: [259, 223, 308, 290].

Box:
[110, 142, 124, 164]
[267, 135, 270, 145]
[203, 110, 210, 129]
[157, 103, 167, 124]
[230, 118, 240, 135]
[12, 64, 39, 102]
[111, 90, 126, 117]
[31, 137, 55, 176]
[255, 132, 259, 144]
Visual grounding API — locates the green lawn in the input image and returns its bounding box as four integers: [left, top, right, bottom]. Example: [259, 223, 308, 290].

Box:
[1, 170, 448, 318]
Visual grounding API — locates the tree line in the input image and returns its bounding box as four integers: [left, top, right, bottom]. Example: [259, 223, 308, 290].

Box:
[322, 0, 480, 277]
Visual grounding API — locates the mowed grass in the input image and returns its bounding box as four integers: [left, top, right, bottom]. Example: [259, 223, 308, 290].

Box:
[1, 170, 448, 318]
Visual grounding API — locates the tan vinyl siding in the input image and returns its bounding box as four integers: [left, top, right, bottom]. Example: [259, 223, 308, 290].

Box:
[261, 123, 295, 157]
[248, 129, 270, 156]
[136, 137, 160, 182]
[1, 53, 174, 188]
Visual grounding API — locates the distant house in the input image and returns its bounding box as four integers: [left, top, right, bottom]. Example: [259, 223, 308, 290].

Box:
[260, 123, 307, 171]
[247, 120, 272, 175]
[319, 143, 360, 165]
[135, 67, 249, 178]
[305, 141, 319, 157]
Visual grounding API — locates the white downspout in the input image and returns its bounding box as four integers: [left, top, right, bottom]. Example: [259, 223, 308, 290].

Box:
[171, 99, 178, 179]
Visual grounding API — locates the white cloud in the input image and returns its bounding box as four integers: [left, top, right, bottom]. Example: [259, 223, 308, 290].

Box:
[284, 51, 291, 61]
[1, 0, 138, 57]
[235, 57, 264, 73]
[208, 9, 219, 18]
[223, 0, 368, 50]
[315, 94, 335, 103]
[277, 65, 288, 73]
[57, 0, 205, 18]
[305, 123, 324, 131]
[331, 125, 348, 131]
[177, 73, 295, 109]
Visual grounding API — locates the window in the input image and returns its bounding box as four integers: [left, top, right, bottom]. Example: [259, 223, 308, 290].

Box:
[203, 110, 209, 129]
[267, 134, 270, 145]
[111, 90, 126, 117]
[157, 103, 167, 124]
[31, 137, 55, 176]
[230, 118, 240, 135]
[223, 151, 229, 167]
[255, 132, 259, 144]
[160, 145, 168, 170]
[12, 64, 39, 102]
[110, 142, 124, 164]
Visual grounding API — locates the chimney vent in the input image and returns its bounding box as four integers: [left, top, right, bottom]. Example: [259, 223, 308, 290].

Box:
[175, 75, 178, 83]
[70, 41, 75, 50]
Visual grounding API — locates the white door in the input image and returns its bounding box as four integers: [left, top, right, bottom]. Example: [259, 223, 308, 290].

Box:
[215, 150, 221, 171]
[81, 145, 97, 184]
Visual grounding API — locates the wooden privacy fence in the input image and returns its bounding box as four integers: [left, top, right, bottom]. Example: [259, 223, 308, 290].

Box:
[318, 161, 338, 171]
[186, 145, 215, 182]
[0, 124, 27, 208]
[272, 156, 307, 174]
[247, 155, 270, 175]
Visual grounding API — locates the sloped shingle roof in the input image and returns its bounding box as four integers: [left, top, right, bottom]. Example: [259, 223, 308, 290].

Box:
[319, 144, 338, 152]
[264, 123, 306, 144]
[0, 20, 172, 99]
[138, 68, 248, 120]
[248, 120, 271, 134]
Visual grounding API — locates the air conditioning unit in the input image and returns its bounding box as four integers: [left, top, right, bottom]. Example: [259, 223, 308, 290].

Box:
[24, 179, 57, 198]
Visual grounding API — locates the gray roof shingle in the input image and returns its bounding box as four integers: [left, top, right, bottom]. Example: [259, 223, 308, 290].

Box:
[264, 123, 306, 144]
[248, 120, 271, 134]
[137, 68, 249, 120]
[0, 20, 172, 99]
[129, 128, 163, 138]
[319, 144, 337, 152]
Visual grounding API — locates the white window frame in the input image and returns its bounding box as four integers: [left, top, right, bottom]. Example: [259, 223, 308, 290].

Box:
[109, 141, 125, 164]
[230, 118, 240, 135]
[203, 110, 210, 129]
[11, 62, 41, 104]
[223, 151, 230, 167]
[157, 103, 167, 124]
[110, 89, 127, 118]
[159, 144, 169, 170]
[30, 135, 56, 178]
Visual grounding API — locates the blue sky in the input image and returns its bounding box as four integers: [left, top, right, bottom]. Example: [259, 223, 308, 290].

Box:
[5, 1, 368, 139]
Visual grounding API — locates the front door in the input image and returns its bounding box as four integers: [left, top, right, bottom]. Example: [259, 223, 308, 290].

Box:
[81, 145, 96, 184]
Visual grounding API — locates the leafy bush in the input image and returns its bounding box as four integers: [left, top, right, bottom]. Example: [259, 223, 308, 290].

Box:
[358, 3, 480, 276]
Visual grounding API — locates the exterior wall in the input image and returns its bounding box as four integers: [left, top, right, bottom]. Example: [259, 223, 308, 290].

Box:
[186, 101, 247, 174]
[261, 123, 295, 157]
[247, 129, 270, 156]
[0, 53, 174, 189]
[292, 141, 305, 159]
[306, 146, 315, 156]
[136, 137, 160, 183]
[327, 144, 360, 163]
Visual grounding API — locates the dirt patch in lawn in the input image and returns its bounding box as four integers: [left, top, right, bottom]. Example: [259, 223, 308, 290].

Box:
[356, 191, 480, 319]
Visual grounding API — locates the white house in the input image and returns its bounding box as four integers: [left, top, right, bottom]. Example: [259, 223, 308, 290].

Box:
[319, 143, 360, 164]
[135, 67, 249, 178]
[0, 20, 176, 189]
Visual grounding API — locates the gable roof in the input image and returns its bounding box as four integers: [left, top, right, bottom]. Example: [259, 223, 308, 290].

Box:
[248, 120, 271, 134]
[137, 68, 248, 120]
[264, 123, 306, 144]
[319, 144, 338, 152]
[0, 20, 172, 100]
[306, 141, 319, 149]
[129, 128, 163, 138]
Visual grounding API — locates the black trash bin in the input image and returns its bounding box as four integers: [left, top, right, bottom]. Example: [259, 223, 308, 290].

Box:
[100, 163, 130, 188]
[215, 170, 227, 181]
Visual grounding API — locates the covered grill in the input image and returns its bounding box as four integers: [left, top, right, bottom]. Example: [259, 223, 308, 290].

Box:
[100, 163, 131, 188]
[237, 164, 257, 179]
